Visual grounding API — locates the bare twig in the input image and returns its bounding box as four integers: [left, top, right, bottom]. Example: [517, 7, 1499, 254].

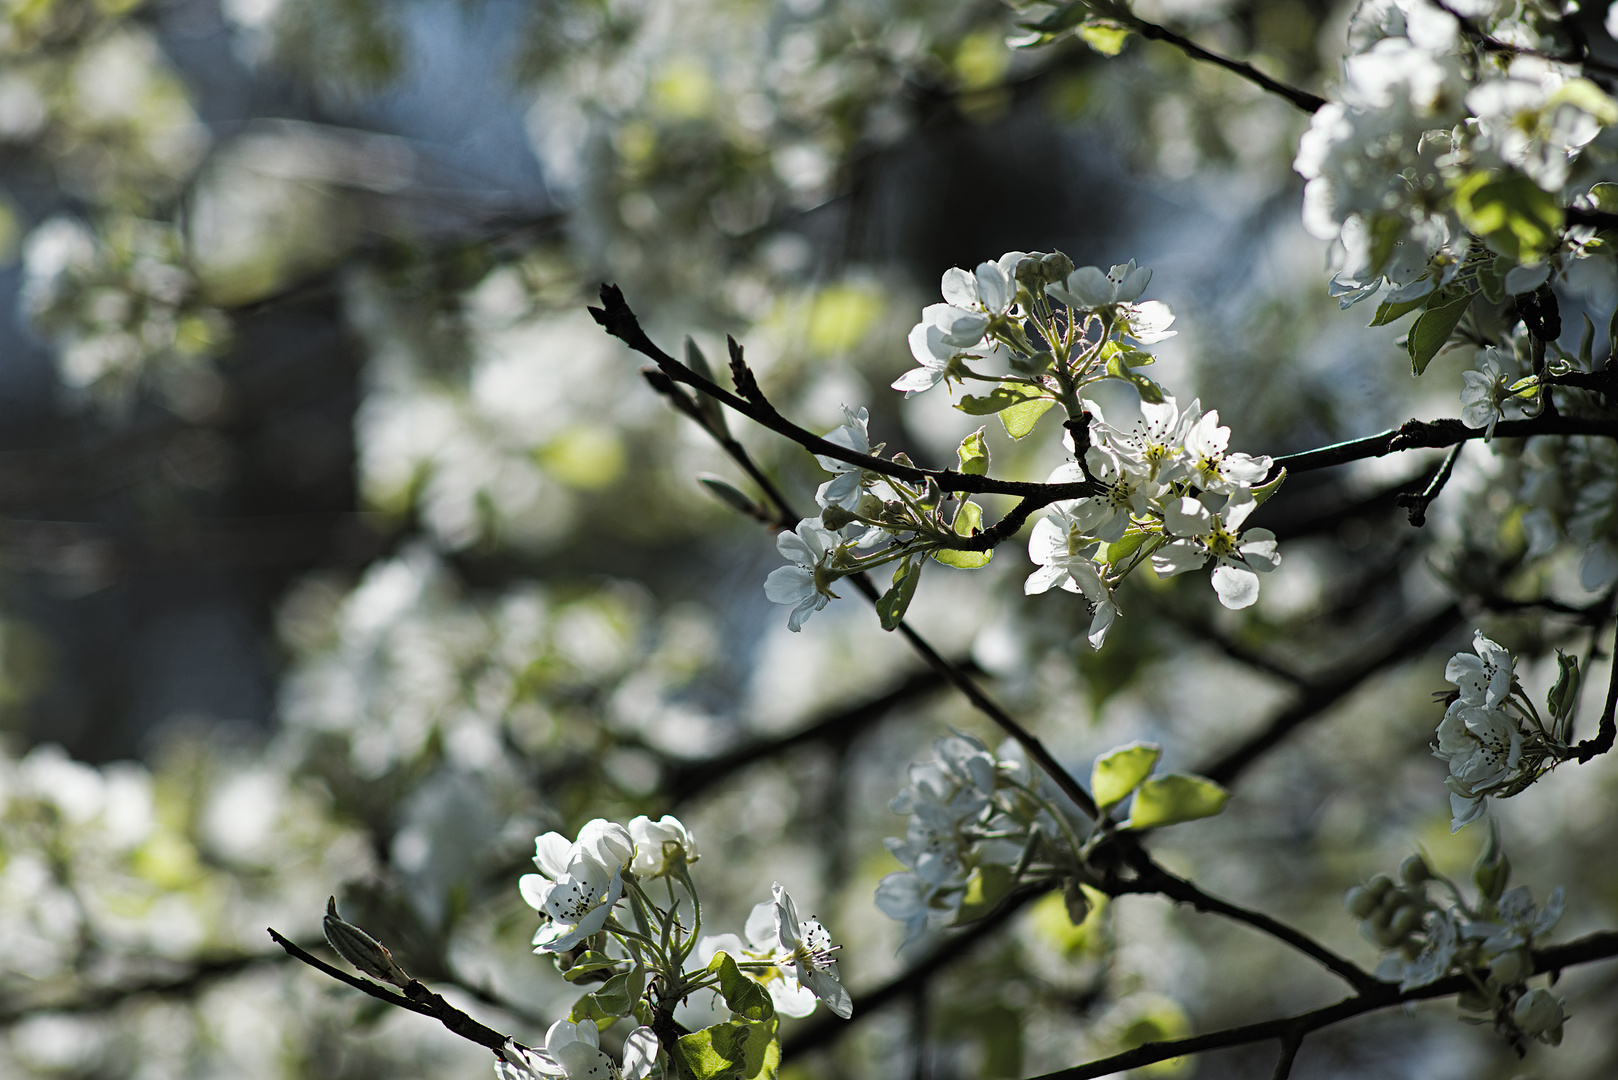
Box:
[1572, 617, 1618, 762]
[1269, 416, 1618, 477]
[1131, 19, 1328, 113]
[1197, 603, 1464, 786]
[1394, 443, 1462, 527]
[1028, 930, 1618, 1080]
[1270, 1025, 1305, 1080]
[267, 929, 521, 1056]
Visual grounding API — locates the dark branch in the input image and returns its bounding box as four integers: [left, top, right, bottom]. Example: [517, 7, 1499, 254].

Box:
[1270, 1026, 1305, 1080]
[1394, 443, 1462, 527]
[1029, 929, 1618, 1080]
[1572, 617, 1618, 762]
[1269, 416, 1618, 478]
[1131, 20, 1328, 113]
[268, 929, 520, 1056]
[1198, 604, 1464, 786]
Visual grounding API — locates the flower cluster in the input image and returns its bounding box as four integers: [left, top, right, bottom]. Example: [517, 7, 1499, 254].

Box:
[498, 1023, 660, 1080]
[1346, 841, 1566, 1047]
[516, 813, 851, 1050]
[1026, 396, 1279, 645]
[1434, 631, 1573, 830]
[876, 734, 1085, 945]
[1296, 0, 1614, 306]
[1512, 435, 1618, 592]
[765, 252, 1275, 642]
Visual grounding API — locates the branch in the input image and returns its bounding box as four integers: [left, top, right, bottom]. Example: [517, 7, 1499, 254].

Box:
[593, 285, 1093, 504]
[1572, 616, 1618, 762]
[1130, 20, 1328, 113]
[1393, 443, 1462, 527]
[1198, 603, 1464, 786]
[1270, 1026, 1305, 1080]
[267, 929, 521, 1056]
[782, 886, 1046, 1057]
[664, 665, 956, 802]
[1029, 929, 1618, 1080]
[1268, 416, 1618, 477]
[1117, 855, 1377, 992]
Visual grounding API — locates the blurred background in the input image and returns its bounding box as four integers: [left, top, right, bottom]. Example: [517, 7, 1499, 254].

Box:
[1, 0, 1617, 1077]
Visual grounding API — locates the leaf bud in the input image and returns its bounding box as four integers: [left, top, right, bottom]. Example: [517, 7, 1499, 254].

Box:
[1546, 650, 1580, 723]
[1400, 855, 1431, 885]
[323, 897, 410, 987]
[1344, 886, 1378, 919]
[1475, 851, 1510, 902]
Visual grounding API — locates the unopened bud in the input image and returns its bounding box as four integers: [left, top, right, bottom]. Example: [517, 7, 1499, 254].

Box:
[1512, 988, 1565, 1042]
[1489, 948, 1530, 985]
[1365, 874, 1395, 900]
[323, 897, 410, 987]
[820, 505, 859, 531]
[1344, 886, 1378, 919]
[1387, 904, 1420, 940]
[1400, 855, 1431, 885]
[1040, 251, 1074, 281]
[1547, 651, 1581, 722]
[1475, 852, 1511, 902]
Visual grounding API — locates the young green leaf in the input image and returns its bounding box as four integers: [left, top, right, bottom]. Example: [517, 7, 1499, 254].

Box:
[1122, 774, 1230, 829]
[933, 501, 991, 568]
[1407, 287, 1474, 375]
[957, 382, 1044, 416]
[707, 952, 775, 1021]
[677, 1018, 781, 1080]
[957, 427, 990, 476]
[954, 864, 1016, 924]
[1091, 741, 1161, 811]
[698, 475, 763, 519]
[876, 556, 921, 630]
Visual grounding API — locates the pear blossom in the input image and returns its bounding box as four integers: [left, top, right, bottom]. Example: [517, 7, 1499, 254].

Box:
[1446, 631, 1515, 709]
[893, 304, 989, 396]
[764, 518, 844, 631]
[1024, 507, 1119, 647]
[1047, 450, 1150, 544]
[496, 1022, 659, 1080]
[1096, 395, 1197, 487]
[771, 883, 852, 1018]
[941, 253, 1024, 317]
[694, 899, 818, 1017]
[628, 814, 697, 877]
[1512, 987, 1566, 1044]
[1152, 495, 1280, 609]
[1116, 299, 1177, 344]
[1460, 350, 1517, 440]
[1434, 703, 1524, 830]
[1048, 260, 1152, 312]
[814, 406, 873, 509]
[1398, 908, 1462, 990]
[521, 819, 634, 952]
[1181, 411, 1273, 494]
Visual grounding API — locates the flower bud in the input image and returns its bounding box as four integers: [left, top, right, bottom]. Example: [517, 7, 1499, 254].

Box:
[1475, 852, 1510, 902]
[1365, 874, 1395, 900]
[1399, 855, 1431, 885]
[1512, 988, 1565, 1043]
[1344, 886, 1378, 919]
[1040, 251, 1074, 282]
[1489, 948, 1529, 985]
[1388, 904, 1420, 940]
[820, 505, 860, 531]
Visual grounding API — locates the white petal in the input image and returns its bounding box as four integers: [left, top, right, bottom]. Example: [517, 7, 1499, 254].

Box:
[1211, 565, 1260, 609]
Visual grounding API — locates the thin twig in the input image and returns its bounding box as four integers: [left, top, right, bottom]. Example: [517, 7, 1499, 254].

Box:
[267, 929, 521, 1056]
[1131, 20, 1327, 113]
[1394, 443, 1462, 527]
[1197, 603, 1464, 786]
[1269, 416, 1618, 477]
[1572, 617, 1618, 762]
[1116, 856, 1377, 992]
[1028, 930, 1618, 1080]
[1270, 1025, 1306, 1080]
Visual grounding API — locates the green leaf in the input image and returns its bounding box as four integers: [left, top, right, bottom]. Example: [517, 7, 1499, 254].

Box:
[1024, 2, 1089, 33]
[1091, 741, 1161, 811]
[706, 952, 775, 1021]
[933, 501, 991, 568]
[956, 426, 990, 476]
[1407, 286, 1474, 375]
[1368, 295, 1429, 327]
[570, 990, 626, 1029]
[1591, 182, 1618, 215]
[562, 951, 621, 983]
[1452, 171, 1563, 262]
[685, 337, 730, 435]
[954, 864, 1016, 924]
[676, 1018, 780, 1080]
[957, 382, 1044, 415]
[1078, 19, 1130, 55]
[1103, 530, 1149, 567]
[1123, 774, 1231, 829]
[876, 556, 922, 631]
[1002, 394, 1056, 439]
[1251, 466, 1286, 506]
[587, 970, 636, 1015]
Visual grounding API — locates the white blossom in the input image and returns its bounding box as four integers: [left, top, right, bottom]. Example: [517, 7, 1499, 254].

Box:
[1460, 350, 1515, 439]
[1152, 495, 1280, 609]
[771, 883, 852, 1018]
[763, 519, 844, 631]
[628, 815, 698, 877]
[1048, 260, 1152, 311]
[520, 820, 633, 952]
[813, 406, 873, 510]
